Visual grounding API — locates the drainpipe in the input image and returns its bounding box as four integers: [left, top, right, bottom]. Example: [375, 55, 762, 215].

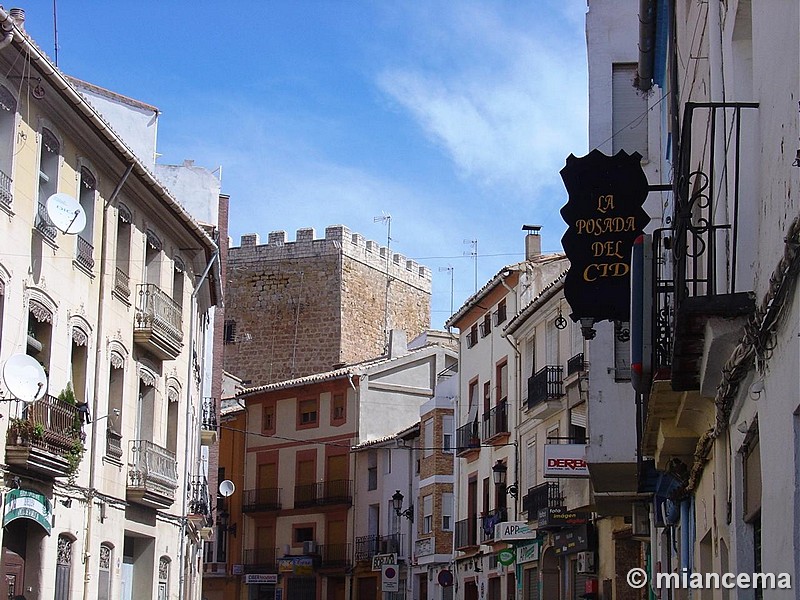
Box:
[499, 274, 521, 520]
[82, 163, 133, 600]
[178, 248, 219, 600]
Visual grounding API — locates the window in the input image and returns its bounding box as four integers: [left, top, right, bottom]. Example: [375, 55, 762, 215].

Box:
[612, 63, 648, 160]
[468, 380, 478, 414]
[172, 257, 185, 310]
[98, 543, 113, 600]
[367, 450, 377, 491]
[331, 392, 346, 424]
[114, 204, 132, 299]
[0, 85, 16, 208]
[467, 324, 478, 348]
[423, 494, 433, 534]
[27, 299, 54, 375]
[384, 449, 392, 474]
[479, 314, 492, 337]
[157, 557, 170, 600]
[298, 398, 318, 428]
[483, 381, 491, 415]
[36, 128, 59, 241]
[496, 360, 508, 402]
[423, 418, 433, 457]
[526, 438, 537, 489]
[55, 535, 74, 600]
[223, 319, 237, 344]
[145, 230, 162, 285]
[294, 526, 314, 543]
[263, 402, 275, 433]
[443, 415, 454, 452]
[442, 492, 454, 531]
[494, 299, 507, 326]
[76, 167, 96, 271]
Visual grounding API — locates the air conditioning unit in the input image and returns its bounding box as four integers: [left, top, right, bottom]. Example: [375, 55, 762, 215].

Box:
[302, 540, 318, 555]
[577, 551, 595, 574]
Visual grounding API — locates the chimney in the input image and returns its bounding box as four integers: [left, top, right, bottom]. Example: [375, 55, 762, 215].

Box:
[9, 8, 24, 30]
[522, 224, 542, 260]
[388, 329, 408, 359]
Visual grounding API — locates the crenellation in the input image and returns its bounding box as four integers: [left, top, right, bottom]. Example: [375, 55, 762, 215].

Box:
[268, 230, 286, 245]
[296, 227, 315, 242]
[240, 233, 259, 246]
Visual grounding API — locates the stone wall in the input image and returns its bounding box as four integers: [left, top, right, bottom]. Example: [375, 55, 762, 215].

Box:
[224, 226, 432, 385]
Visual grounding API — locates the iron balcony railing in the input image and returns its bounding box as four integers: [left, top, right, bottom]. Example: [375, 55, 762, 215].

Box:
[318, 543, 352, 568]
[354, 533, 403, 561]
[454, 517, 478, 549]
[201, 398, 217, 432]
[482, 400, 508, 440]
[527, 366, 564, 409]
[294, 479, 353, 508]
[6, 394, 81, 457]
[114, 267, 131, 299]
[0, 169, 12, 207]
[76, 235, 94, 271]
[189, 476, 212, 525]
[567, 353, 587, 376]
[651, 228, 675, 375]
[242, 547, 278, 570]
[134, 284, 183, 344]
[127, 440, 178, 495]
[35, 201, 57, 240]
[243, 487, 282, 512]
[456, 421, 480, 454]
[523, 482, 563, 521]
[105, 427, 123, 461]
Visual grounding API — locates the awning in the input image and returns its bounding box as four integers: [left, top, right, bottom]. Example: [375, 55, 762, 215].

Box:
[3, 489, 52, 534]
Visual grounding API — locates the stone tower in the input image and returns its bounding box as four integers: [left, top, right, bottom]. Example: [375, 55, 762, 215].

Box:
[223, 225, 432, 385]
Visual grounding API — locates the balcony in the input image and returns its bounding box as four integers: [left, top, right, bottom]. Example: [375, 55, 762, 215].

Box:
[0, 169, 12, 209]
[75, 235, 94, 271]
[456, 422, 480, 456]
[105, 427, 123, 462]
[522, 482, 563, 521]
[480, 508, 508, 543]
[242, 487, 282, 512]
[200, 398, 217, 446]
[34, 201, 57, 241]
[454, 517, 478, 550]
[133, 284, 183, 360]
[354, 534, 403, 561]
[527, 366, 564, 418]
[243, 547, 278, 573]
[114, 267, 131, 300]
[5, 395, 82, 479]
[566, 353, 588, 377]
[126, 440, 178, 509]
[294, 479, 353, 508]
[481, 400, 509, 443]
[318, 543, 352, 568]
[188, 476, 213, 530]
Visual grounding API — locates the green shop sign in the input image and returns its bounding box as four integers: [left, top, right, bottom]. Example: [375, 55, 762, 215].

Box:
[3, 489, 52, 534]
[497, 549, 515, 566]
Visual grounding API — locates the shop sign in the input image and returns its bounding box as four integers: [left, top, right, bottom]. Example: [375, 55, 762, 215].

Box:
[494, 520, 537, 541]
[244, 574, 278, 585]
[560, 149, 650, 327]
[3, 489, 52, 534]
[277, 557, 313, 575]
[497, 549, 516, 566]
[543, 444, 589, 478]
[552, 524, 593, 556]
[516, 541, 539, 564]
[537, 507, 589, 530]
[372, 553, 397, 572]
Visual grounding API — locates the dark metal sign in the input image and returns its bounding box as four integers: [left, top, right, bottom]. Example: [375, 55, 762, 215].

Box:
[560, 150, 650, 329]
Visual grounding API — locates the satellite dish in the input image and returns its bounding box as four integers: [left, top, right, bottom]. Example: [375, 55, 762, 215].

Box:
[46, 193, 86, 235]
[218, 480, 235, 498]
[2, 353, 47, 404]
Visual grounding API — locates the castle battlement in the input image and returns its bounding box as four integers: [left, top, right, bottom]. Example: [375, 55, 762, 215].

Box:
[230, 225, 433, 288]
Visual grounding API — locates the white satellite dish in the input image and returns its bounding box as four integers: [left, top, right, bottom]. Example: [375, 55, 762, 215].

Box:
[218, 480, 235, 498]
[2, 353, 47, 404]
[46, 193, 86, 235]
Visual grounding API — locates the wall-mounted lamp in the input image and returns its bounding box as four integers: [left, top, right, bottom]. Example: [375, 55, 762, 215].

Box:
[391, 490, 414, 523]
[492, 460, 517, 498]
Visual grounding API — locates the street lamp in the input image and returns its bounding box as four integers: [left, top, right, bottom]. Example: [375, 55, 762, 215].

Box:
[492, 460, 517, 497]
[391, 490, 414, 522]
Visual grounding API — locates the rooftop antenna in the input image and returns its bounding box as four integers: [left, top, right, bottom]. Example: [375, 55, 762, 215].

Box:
[46, 193, 86, 235]
[464, 239, 478, 293]
[2, 353, 48, 404]
[374, 213, 392, 352]
[53, 0, 59, 67]
[438, 265, 454, 320]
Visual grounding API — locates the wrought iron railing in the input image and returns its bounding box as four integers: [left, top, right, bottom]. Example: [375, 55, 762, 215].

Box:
[134, 284, 183, 343]
[189, 476, 212, 525]
[456, 421, 480, 454]
[105, 427, 123, 460]
[527, 366, 564, 409]
[454, 517, 478, 549]
[522, 482, 563, 520]
[567, 353, 587, 376]
[127, 440, 178, 494]
[35, 201, 57, 240]
[318, 543, 352, 568]
[242, 547, 278, 568]
[354, 533, 403, 561]
[243, 487, 282, 512]
[6, 394, 81, 456]
[0, 169, 12, 207]
[76, 235, 94, 270]
[201, 398, 217, 432]
[114, 267, 131, 299]
[294, 479, 353, 508]
[652, 228, 675, 375]
[482, 400, 508, 440]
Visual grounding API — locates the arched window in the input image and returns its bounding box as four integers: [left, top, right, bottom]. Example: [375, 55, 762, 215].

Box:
[157, 556, 170, 600]
[54, 534, 74, 600]
[98, 542, 113, 600]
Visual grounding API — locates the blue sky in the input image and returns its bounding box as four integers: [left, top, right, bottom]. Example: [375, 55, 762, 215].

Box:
[24, 1, 589, 329]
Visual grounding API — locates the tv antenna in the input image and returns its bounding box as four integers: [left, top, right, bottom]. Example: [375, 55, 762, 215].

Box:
[463, 239, 478, 293]
[438, 265, 455, 318]
[2, 353, 48, 404]
[46, 193, 86, 235]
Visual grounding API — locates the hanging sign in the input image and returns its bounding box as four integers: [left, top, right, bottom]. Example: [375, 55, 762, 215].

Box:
[3, 489, 52, 534]
[543, 444, 589, 478]
[560, 149, 650, 328]
[497, 549, 516, 566]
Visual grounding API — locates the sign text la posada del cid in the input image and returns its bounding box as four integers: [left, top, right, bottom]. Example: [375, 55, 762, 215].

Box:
[559, 149, 650, 338]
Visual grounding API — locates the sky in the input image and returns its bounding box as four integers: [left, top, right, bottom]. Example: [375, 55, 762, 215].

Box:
[23, 1, 589, 329]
